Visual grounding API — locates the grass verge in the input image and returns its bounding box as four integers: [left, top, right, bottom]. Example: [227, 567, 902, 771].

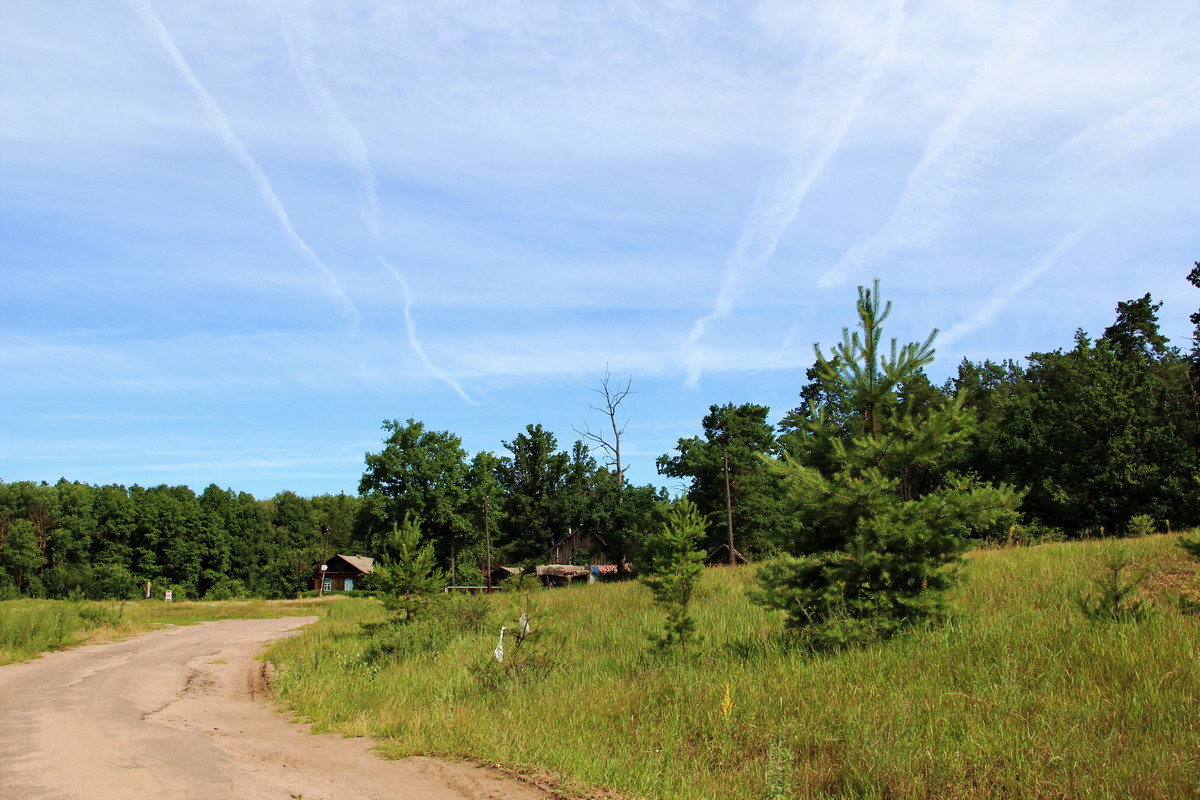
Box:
[0, 596, 335, 665]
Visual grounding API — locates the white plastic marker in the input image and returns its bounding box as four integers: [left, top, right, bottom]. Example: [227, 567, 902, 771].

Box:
[494, 626, 507, 663]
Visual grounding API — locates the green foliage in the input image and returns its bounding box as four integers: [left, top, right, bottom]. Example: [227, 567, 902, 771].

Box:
[1127, 514, 1157, 537]
[0, 519, 45, 592]
[358, 418, 472, 565]
[371, 514, 447, 621]
[362, 592, 492, 664]
[657, 403, 789, 556]
[496, 423, 573, 560]
[951, 284, 1200, 535]
[1073, 547, 1150, 622]
[638, 498, 706, 652]
[501, 572, 541, 594]
[755, 280, 1022, 643]
[469, 607, 559, 692]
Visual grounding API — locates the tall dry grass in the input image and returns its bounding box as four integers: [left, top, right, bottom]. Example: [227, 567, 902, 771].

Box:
[267, 533, 1200, 799]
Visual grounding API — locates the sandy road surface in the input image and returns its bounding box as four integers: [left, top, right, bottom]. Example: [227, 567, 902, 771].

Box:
[0, 617, 551, 800]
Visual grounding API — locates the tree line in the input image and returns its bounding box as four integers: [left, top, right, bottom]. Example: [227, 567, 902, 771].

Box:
[664, 267, 1200, 558]
[1, 266, 1197, 600]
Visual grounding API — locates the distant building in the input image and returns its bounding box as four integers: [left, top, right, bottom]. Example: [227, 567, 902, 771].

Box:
[314, 554, 374, 592]
[484, 565, 523, 586]
[537, 529, 614, 567]
[703, 544, 749, 567]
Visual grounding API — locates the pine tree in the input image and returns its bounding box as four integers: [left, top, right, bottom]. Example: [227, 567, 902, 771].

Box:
[753, 280, 1021, 644]
[638, 498, 706, 653]
[372, 513, 446, 621]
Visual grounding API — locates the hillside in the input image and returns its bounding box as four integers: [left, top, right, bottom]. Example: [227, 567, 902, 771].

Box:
[266, 533, 1200, 800]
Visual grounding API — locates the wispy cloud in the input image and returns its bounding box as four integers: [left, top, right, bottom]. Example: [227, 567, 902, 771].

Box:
[1044, 76, 1200, 170]
[817, 0, 1064, 289]
[129, 0, 361, 328]
[682, 0, 906, 389]
[944, 71, 1200, 349]
[277, 2, 475, 404]
[939, 221, 1091, 350]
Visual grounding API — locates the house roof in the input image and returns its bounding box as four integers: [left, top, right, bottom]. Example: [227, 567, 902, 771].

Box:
[332, 554, 374, 574]
[703, 544, 748, 565]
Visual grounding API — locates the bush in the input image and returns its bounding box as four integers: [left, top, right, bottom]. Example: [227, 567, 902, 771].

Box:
[1127, 514, 1157, 537]
[469, 608, 560, 692]
[361, 592, 492, 664]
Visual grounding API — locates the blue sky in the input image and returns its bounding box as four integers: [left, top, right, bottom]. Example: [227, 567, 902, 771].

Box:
[2, 0, 1198, 498]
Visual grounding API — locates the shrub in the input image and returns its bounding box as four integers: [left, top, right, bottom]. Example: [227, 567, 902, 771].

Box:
[1127, 514, 1157, 537]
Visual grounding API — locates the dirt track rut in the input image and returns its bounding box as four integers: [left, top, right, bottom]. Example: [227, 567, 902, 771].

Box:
[0, 617, 551, 800]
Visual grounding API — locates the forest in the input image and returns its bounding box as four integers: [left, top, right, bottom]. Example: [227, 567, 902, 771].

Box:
[2, 266, 1198, 600]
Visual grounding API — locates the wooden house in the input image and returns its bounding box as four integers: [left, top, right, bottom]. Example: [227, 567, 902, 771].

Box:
[314, 554, 374, 592]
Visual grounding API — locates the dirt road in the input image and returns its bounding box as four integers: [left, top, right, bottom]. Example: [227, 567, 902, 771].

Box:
[0, 617, 551, 800]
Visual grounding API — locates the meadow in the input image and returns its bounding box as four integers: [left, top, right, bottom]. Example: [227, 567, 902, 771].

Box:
[266, 533, 1200, 800]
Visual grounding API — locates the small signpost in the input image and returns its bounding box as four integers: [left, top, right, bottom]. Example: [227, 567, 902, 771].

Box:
[164, 589, 173, 602]
[144, 581, 151, 599]
[319, 564, 328, 596]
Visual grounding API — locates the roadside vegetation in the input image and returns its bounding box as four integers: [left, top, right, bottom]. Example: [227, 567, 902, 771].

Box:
[0, 596, 329, 666]
[267, 533, 1199, 800]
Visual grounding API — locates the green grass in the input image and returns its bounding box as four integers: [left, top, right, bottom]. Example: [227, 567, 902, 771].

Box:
[267, 533, 1200, 800]
[0, 596, 333, 665]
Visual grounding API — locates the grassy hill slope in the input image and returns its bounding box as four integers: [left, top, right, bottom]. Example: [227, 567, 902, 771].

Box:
[267, 534, 1200, 800]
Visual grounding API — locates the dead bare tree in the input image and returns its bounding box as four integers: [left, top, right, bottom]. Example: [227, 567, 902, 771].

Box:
[575, 366, 635, 486]
[575, 368, 637, 578]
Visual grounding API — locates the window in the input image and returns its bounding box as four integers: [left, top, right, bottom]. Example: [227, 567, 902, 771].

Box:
[322, 578, 332, 592]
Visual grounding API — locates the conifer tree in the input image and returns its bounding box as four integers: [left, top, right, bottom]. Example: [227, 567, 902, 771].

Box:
[638, 498, 706, 653]
[372, 513, 446, 621]
[753, 280, 1021, 644]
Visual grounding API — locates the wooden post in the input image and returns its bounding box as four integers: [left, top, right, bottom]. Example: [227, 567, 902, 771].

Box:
[723, 454, 735, 566]
[484, 494, 493, 594]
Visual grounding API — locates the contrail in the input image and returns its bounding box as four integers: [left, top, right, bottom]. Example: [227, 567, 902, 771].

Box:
[943, 72, 1200, 347]
[817, 0, 1063, 290]
[1043, 76, 1200, 170]
[129, 0, 361, 328]
[278, 4, 476, 404]
[378, 257, 476, 404]
[939, 222, 1090, 350]
[682, 0, 906, 389]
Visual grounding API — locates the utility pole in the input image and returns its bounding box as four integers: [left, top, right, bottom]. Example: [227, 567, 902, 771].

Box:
[484, 494, 493, 593]
[723, 453, 735, 566]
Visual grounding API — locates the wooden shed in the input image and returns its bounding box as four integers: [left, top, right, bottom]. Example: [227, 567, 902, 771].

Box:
[484, 565, 523, 586]
[538, 529, 614, 567]
[314, 554, 374, 592]
[704, 544, 749, 567]
[535, 564, 594, 587]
